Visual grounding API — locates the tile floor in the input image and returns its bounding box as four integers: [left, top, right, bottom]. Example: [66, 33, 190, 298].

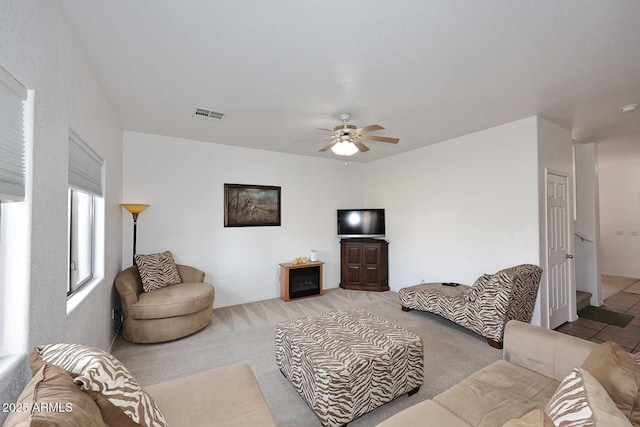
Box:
[555, 275, 640, 352]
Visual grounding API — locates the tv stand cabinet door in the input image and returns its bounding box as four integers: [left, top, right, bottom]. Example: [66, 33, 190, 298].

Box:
[362, 243, 383, 288]
[342, 241, 364, 286]
[340, 240, 389, 291]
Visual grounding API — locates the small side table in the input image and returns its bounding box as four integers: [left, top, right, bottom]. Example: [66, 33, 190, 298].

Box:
[280, 261, 324, 301]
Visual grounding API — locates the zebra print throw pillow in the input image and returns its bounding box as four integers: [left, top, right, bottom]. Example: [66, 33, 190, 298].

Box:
[466, 273, 492, 302]
[545, 368, 632, 427]
[545, 368, 595, 426]
[134, 250, 182, 292]
[34, 343, 168, 427]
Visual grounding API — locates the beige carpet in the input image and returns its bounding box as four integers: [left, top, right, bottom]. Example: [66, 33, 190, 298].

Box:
[111, 288, 501, 427]
[602, 275, 640, 299]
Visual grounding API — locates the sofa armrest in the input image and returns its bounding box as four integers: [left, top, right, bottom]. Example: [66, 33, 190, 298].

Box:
[115, 266, 141, 310]
[176, 264, 205, 283]
[476, 265, 542, 342]
[476, 279, 512, 341]
[503, 320, 597, 381]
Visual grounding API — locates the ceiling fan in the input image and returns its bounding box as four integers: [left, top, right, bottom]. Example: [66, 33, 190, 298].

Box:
[296, 112, 399, 156]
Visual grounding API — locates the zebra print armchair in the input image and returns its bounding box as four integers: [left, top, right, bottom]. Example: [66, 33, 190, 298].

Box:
[398, 264, 542, 348]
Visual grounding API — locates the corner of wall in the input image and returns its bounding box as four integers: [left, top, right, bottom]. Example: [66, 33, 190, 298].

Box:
[0, 353, 30, 424]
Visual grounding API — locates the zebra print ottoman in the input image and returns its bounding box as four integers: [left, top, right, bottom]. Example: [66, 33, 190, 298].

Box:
[275, 307, 424, 427]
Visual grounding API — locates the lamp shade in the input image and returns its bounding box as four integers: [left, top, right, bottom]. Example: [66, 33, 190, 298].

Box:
[120, 203, 150, 214]
[331, 141, 359, 156]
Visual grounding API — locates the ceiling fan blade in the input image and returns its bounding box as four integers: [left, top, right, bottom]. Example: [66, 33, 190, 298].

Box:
[319, 140, 338, 152]
[316, 128, 335, 132]
[357, 124, 384, 133]
[352, 139, 370, 152]
[359, 134, 400, 144]
[292, 135, 335, 144]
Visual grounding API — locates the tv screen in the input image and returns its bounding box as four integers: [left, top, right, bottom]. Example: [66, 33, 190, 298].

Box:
[337, 208, 385, 238]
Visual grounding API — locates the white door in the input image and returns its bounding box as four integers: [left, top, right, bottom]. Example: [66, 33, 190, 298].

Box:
[547, 172, 573, 329]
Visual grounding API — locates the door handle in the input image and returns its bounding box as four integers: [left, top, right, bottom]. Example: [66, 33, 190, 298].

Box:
[565, 254, 574, 259]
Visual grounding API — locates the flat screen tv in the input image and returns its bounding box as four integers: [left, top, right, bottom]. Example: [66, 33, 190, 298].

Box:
[337, 208, 385, 238]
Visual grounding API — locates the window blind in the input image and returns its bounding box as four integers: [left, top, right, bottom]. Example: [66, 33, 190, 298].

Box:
[68, 131, 103, 197]
[0, 66, 27, 201]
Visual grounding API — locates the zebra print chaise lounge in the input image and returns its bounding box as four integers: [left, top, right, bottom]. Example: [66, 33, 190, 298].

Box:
[398, 264, 542, 348]
[276, 307, 424, 427]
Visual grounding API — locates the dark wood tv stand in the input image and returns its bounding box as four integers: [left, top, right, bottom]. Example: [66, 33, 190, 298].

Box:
[339, 238, 389, 291]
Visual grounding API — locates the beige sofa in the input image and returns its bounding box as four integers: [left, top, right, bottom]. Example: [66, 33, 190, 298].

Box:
[5, 358, 277, 427]
[377, 320, 598, 427]
[115, 264, 215, 343]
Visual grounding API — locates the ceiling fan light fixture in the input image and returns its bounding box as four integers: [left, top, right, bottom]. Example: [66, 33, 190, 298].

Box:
[331, 140, 359, 156]
[310, 112, 398, 156]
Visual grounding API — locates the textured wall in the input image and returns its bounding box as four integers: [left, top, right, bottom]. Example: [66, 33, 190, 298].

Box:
[599, 161, 640, 278]
[0, 1, 123, 418]
[122, 131, 364, 307]
[573, 143, 600, 305]
[364, 117, 540, 307]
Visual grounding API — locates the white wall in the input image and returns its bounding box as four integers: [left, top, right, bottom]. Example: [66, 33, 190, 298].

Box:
[363, 117, 542, 318]
[0, 1, 123, 417]
[599, 161, 640, 278]
[573, 142, 601, 305]
[122, 132, 364, 307]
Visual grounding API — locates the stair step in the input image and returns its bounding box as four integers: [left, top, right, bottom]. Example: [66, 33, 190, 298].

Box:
[576, 290, 592, 312]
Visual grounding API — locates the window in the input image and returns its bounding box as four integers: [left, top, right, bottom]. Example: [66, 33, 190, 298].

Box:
[0, 68, 27, 201]
[68, 189, 95, 295]
[0, 64, 29, 356]
[67, 131, 103, 297]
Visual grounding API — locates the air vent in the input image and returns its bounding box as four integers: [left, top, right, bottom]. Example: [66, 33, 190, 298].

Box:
[194, 108, 224, 120]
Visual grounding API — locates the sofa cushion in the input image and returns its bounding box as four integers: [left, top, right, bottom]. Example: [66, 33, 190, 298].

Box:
[434, 360, 559, 427]
[376, 400, 473, 427]
[145, 363, 278, 427]
[582, 341, 640, 426]
[546, 367, 631, 426]
[504, 320, 597, 382]
[33, 344, 168, 427]
[3, 363, 104, 427]
[134, 251, 181, 292]
[502, 409, 554, 427]
[129, 282, 214, 320]
[399, 282, 470, 313]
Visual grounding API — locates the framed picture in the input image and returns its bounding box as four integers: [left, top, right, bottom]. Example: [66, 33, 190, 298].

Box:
[224, 183, 281, 227]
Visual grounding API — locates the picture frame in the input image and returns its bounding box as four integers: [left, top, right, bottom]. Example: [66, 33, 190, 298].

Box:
[224, 183, 281, 227]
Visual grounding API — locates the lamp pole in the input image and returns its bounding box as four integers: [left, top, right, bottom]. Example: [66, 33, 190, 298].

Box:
[120, 204, 150, 262]
[132, 212, 140, 257]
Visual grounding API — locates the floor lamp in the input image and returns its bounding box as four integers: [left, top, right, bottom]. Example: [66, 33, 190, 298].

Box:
[121, 203, 150, 260]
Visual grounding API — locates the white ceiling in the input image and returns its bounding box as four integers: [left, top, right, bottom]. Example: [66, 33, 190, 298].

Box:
[59, 0, 640, 163]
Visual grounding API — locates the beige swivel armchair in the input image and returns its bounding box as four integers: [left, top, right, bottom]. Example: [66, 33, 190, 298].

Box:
[115, 264, 215, 343]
